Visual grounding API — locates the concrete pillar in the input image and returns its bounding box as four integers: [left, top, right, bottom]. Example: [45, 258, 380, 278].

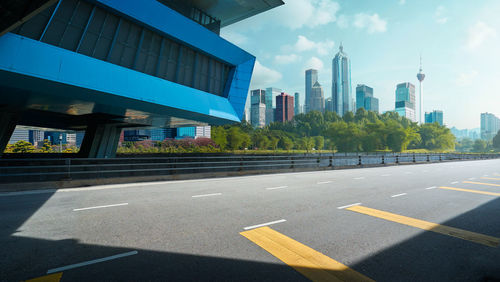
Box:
[78, 124, 121, 158]
[0, 112, 17, 156]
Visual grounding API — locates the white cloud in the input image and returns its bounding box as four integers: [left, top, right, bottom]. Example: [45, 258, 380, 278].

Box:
[455, 70, 478, 87]
[274, 54, 300, 64]
[305, 57, 324, 71]
[220, 30, 248, 45]
[250, 61, 282, 88]
[466, 21, 497, 50]
[337, 15, 349, 29]
[287, 35, 335, 56]
[399, 0, 406, 5]
[434, 6, 448, 24]
[354, 13, 387, 34]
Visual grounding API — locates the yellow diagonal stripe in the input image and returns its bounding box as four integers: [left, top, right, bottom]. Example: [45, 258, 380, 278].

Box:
[346, 205, 499, 248]
[463, 181, 500, 187]
[440, 186, 500, 196]
[25, 272, 62, 282]
[481, 177, 500, 181]
[240, 227, 374, 282]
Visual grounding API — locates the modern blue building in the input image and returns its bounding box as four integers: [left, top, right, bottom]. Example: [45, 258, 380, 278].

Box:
[356, 84, 379, 113]
[425, 110, 444, 126]
[332, 43, 352, 116]
[0, 0, 283, 157]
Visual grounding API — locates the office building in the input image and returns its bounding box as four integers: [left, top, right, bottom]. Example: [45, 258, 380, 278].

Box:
[310, 82, 325, 113]
[29, 130, 45, 146]
[294, 92, 301, 115]
[177, 126, 211, 139]
[8, 128, 30, 144]
[425, 110, 444, 126]
[325, 98, 334, 113]
[275, 92, 294, 122]
[265, 87, 281, 124]
[332, 43, 352, 115]
[395, 82, 416, 122]
[356, 84, 379, 113]
[250, 89, 267, 128]
[0, 0, 283, 157]
[305, 69, 318, 113]
[480, 112, 500, 140]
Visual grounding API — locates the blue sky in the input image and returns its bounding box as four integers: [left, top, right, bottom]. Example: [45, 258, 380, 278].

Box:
[221, 0, 500, 129]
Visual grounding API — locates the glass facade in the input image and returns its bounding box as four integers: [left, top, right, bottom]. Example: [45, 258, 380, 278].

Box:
[332, 44, 352, 116]
[395, 82, 416, 122]
[480, 112, 500, 140]
[356, 84, 379, 113]
[305, 69, 318, 113]
[425, 110, 444, 126]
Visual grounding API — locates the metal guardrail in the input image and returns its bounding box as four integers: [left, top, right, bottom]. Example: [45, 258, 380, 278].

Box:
[0, 153, 499, 184]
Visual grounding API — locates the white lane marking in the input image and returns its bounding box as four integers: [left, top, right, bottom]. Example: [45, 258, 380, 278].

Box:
[317, 181, 332, 185]
[266, 186, 288, 190]
[381, 174, 391, 177]
[451, 181, 459, 184]
[425, 186, 437, 190]
[353, 177, 365, 180]
[243, 219, 286, 230]
[47, 251, 138, 274]
[484, 175, 489, 177]
[468, 178, 476, 180]
[337, 203, 362, 209]
[73, 203, 128, 211]
[192, 193, 222, 198]
[391, 193, 407, 198]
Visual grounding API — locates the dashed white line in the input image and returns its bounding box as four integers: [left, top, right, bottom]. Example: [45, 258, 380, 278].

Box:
[243, 219, 286, 230]
[317, 181, 332, 185]
[391, 193, 407, 198]
[266, 186, 288, 190]
[192, 193, 222, 198]
[451, 181, 459, 184]
[47, 251, 138, 274]
[425, 186, 437, 190]
[73, 203, 128, 211]
[337, 203, 362, 209]
[381, 174, 391, 177]
[353, 177, 365, 180]
[468, 178, 476, 180]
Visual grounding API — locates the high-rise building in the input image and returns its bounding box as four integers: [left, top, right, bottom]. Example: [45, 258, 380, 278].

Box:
[29, 130, 45, 146]
[294, 92, 301, 115]
[8, 128, 29, 144]
[332, 43, 352, 116]
[356, 84, 379, 113]
[305, 69, 318, 113]
[250, 89, 267, 128]
[265, 87, 281, 124]
[417, 56, 426, 124]
[176, 126, 211, 139]
[310, 82, 325, 112]
[480, 112, 500, 140]
[44, 132, 67, 145]
[325, 98, 333, 113]
[275, 92, 294, 122]
[395, 82, 416, 122]
[425, 110, 444, 126]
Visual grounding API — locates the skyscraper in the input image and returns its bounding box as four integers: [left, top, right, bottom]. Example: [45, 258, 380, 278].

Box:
[480, 112, 500, 140]
[325, 98, 333, 113]
[294, 92, 301, 115]
[425, 110, 443, 126]
[305, 69, 318, 113]
[275, 93, 295, 122]
[417, 56, 426, 124]
[310, 82, 325, 112]
[265, 87, 281, 124]
[356, 84, 379, 113]
[250, 89, 266, 128]
[395, 82, 416, 122]
[332, 43, 352, 116]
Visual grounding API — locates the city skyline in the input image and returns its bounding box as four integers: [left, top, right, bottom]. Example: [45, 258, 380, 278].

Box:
[221, 0, 500, 129]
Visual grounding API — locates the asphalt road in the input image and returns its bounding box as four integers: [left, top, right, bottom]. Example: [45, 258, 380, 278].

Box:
[1, 159, 500, 281]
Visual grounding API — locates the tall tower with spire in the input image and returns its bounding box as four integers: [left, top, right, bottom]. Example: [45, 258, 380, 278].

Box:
[332, 42, 352, 115]
[416, 55, 426, 124]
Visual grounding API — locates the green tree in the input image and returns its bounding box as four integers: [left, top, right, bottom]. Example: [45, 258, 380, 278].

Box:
[211, 126, 227, 150]
[227, 127, 245, 150]
[281, 136, 294, 151]
[11, 140, 36, 153]
[493, 130, 500, 151]
[40, 139, 53, 153]
[472, 139, 488, 152]
[297, 137, 314, 152]
[254, 134, 270, 150]
[270, 136, 280, 151]
[314, 136, 324, 150]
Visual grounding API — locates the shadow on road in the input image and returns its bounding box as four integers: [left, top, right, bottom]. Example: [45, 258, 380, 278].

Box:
[0, 192, 499, 281]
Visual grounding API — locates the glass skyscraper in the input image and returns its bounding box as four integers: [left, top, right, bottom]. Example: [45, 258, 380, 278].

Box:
[305, 69, 318, 113]
[395, 82, 416, 122]
[356, 84, 379, 113]
[425, 110, 444, 126]
[294, 92, 301, 115]
[265, 87, 281, 125]
[332, 43, 352, 116]
[480, 112, 500, 140]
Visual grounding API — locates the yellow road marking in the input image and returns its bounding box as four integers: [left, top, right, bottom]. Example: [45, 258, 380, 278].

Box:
[481, 177, 500, 181]
[463, 181, 500, 187]
[25, 272, 62, 282]
[439, 186, 500, 196]
[240, 227, 374, 282]
[346, 205, 499, 248]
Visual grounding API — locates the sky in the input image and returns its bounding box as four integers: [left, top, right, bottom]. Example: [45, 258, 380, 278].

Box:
[220, 0, 500, 129]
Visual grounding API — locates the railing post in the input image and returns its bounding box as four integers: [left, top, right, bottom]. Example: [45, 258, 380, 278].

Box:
[426, 154, 430, 162]
[329, 156, 333, 168]
[413, 154, 416, 163]
[381, 155, 385, 165]
[439, 154, 442, 162]
[396, 155, 399, 164]
[358, 155, 362, 166]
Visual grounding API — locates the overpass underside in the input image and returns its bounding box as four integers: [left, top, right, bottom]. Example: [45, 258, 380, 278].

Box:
[0, 0, 270, 157]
